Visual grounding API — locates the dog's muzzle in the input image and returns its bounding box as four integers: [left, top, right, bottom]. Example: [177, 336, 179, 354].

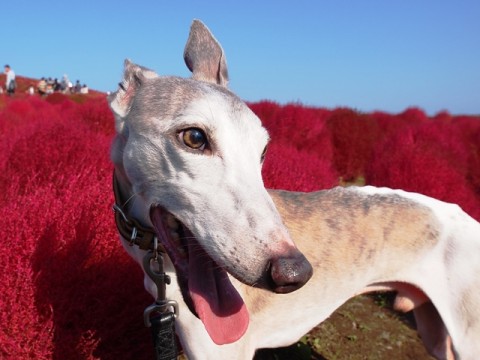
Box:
[266, 251, 313, 293]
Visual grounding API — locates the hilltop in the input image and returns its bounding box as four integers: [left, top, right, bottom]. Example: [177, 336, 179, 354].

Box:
[0, 73, 105, 100]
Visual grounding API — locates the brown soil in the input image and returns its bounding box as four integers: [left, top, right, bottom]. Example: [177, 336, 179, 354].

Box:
[254, 293, 434, 360]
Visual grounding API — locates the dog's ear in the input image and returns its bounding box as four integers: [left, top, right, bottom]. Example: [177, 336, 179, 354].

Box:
[108, 59, 158, 133]
[184, 19, 229, 87]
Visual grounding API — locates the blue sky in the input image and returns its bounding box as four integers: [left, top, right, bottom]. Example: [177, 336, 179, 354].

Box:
[4, 1, 479, 115]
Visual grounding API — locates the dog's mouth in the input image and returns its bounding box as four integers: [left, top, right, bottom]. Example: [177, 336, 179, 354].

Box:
[150, 206, 249, 345]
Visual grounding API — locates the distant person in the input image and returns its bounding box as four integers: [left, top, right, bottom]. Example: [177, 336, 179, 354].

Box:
[4, 64, 16, 96]
[37, 77, 47, 96]
[61, 74, 69, 93]
[46, 77, 54, 94]
[80, 84, 89, 94]
[53, 78, 61, 92]
[74, 80, 81, 93]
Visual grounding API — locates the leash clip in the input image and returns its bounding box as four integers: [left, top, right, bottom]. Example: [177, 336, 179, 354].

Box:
[144, 301, 179, 327]
[142, 248, 179, 327]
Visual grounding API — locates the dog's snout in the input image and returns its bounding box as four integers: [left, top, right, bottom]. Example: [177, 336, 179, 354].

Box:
[267, 252, 313, 293]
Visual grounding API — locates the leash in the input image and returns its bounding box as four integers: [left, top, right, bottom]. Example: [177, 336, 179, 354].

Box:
[112, 171, 178, 360]
[143, 241, 179, 360]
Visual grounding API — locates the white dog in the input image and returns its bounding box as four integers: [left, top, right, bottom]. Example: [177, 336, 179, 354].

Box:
[109, 20, 480, 360]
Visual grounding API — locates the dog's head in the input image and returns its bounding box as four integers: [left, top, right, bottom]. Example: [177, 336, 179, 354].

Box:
[109, 20, 312, 344]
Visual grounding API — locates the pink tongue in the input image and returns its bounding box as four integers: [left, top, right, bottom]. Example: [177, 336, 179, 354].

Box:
[188, 242, 249, 345]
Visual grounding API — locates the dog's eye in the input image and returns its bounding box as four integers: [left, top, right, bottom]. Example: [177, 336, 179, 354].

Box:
[180, 128, 207, 150]
[260, 145, 268, 163]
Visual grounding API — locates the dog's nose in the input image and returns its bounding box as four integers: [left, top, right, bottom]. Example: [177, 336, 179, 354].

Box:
[268, 252, 313, 293]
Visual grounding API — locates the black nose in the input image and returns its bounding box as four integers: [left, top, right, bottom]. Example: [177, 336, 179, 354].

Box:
[268, 252, 313, 293]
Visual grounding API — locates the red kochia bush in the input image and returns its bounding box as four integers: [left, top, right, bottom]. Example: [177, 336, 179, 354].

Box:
[250, 101, 336, 187]
[45, 92, 72, 105]
[326, 108, 381, 181]
[1, 96, 340, 358]
[78, 97, 115, 134]
[446, 115, 480, 193]
[366, 122, 480, 221]
[1, 93, 480, 359]
[262, 142, 338, 192]
[0, 97, 153, 359]
[0, 97, 68, 173]
[251, 102, 332, 153]
[248, 101, 281, 127]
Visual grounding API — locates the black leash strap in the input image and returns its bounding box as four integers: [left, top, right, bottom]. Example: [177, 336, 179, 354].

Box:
[143, 246, 179, 360]
[150, 312, 177, 360]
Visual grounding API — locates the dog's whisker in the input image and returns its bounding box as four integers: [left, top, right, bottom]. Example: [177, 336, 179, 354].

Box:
[122, 192, 138, 208]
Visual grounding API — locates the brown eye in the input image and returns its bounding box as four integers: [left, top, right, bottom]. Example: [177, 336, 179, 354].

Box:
[180, 128, 207, 150]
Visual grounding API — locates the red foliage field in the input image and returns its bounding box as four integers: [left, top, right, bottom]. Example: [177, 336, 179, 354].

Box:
[1, 92, 479, 359]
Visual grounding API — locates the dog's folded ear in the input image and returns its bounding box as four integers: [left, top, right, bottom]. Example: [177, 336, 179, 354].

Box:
[184, 19, 229, 87]
[108, 59, 158, 133]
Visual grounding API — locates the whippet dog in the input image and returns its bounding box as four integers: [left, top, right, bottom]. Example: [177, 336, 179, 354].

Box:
[109, 20, 480, 360]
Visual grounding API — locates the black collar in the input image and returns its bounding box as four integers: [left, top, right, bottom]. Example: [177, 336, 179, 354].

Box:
[112, 170, 162, 252]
